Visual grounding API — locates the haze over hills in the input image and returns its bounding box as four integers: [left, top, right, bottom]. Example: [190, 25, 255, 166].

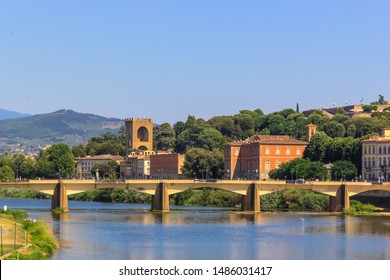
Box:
[0, 108, 31, 120]
[0, 109, 123, 154]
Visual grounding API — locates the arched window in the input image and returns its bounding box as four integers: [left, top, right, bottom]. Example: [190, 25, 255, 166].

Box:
[137, 127, 149, 142]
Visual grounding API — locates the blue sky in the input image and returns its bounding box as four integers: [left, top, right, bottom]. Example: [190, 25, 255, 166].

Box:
[1, 0, 389, 124]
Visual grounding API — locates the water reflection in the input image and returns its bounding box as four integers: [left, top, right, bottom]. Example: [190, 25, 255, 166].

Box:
[2, 198, 390, 260]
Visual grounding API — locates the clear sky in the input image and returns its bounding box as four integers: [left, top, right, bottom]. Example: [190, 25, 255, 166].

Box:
[1, 0, 389, 124]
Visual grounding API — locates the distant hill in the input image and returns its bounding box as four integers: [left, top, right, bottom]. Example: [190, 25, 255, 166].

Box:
[0, 109, 123, 154]
[0, 108, 31, 120]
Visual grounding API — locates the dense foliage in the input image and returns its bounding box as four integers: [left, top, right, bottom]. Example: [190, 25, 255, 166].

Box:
[261, 189, 330, 211]
[269, 158, 328, 181]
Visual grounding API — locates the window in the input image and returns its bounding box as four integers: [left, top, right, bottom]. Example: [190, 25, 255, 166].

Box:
[379, 146, 382, 154]
[276, 146, 281, 155]
[296, 147, 301, 155]
[265, 160, 270, 171]
[276, 161, 281, 169]
[265, 146, 270, 155]
[286, 147, 291, 155]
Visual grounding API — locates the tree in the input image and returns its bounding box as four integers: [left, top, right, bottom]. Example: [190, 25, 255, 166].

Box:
[362, 105, 378, 113]
[303, 132, 332, 162]
[268, 158, 328, 181]
[234, 113, 255, 138]
[173, 121, 186, 136]
[85, 132, 125, 156]
[0, 165, 15, 181]
[72, 145, 87, 157]
[38, 143, 75, 178]
[181, 148, 224, 179]
[154, 123, 176, 151]
[208, 116, 236, 139]
[91, 160, 119, 179]
[197, 128, 223, 150]
[344, 117, 385, 138]
[19, 158, 36, 179]
[331, 161, 358, 181]
[321, 121, 346, 138]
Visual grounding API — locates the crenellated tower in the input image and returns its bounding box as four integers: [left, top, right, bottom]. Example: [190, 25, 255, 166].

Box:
[125, 118, 153, 155]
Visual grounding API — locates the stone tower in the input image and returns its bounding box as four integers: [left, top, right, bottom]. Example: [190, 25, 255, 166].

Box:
[125, 118, 153, 155]
[305, 124, 317, 143]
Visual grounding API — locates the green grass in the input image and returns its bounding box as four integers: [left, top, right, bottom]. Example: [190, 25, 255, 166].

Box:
[1, 209, 58, 260]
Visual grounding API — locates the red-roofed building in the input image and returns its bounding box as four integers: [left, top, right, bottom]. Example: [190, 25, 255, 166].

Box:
[224, 134, 308, 180]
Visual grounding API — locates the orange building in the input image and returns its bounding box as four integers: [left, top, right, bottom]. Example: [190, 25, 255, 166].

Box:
[224, 135, 308, 180]
[150, 153, 185, 179]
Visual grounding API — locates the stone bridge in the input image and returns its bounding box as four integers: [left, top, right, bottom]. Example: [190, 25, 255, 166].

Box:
[1, 180, 389, 212]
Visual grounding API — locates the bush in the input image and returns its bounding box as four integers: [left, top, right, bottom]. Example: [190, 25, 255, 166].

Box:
[344, 200, 377, 215]
[0, 209, 28, 220]
[261, 189, 329, 211]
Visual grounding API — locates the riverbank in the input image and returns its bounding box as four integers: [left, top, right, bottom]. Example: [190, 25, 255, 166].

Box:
[0, 210, 58, 260]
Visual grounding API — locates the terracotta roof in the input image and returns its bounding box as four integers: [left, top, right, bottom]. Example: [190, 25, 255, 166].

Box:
[226, 135, 308, 145]
[76, 154, 124, 161]
[362, 137, 390, 143]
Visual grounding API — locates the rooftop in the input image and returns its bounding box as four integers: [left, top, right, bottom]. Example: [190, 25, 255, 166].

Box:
[227, 135, 308, 145]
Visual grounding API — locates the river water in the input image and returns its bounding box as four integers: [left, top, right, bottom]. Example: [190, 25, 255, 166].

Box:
[1, 197, 390, 260]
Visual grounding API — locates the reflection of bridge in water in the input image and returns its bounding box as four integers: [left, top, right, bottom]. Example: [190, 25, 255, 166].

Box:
[1, 180, 390, 212]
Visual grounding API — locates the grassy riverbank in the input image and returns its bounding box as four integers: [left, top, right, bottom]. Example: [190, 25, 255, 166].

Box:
[0, 209, 57, 260]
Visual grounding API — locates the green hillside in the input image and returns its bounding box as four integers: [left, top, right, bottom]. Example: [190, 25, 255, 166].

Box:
[0, 109, 123, 153]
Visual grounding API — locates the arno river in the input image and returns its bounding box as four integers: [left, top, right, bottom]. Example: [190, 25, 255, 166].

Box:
[2, 197, 390, 260]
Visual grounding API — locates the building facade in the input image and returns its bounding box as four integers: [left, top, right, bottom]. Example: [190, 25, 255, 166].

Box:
[75, 155, 125, 179]
[224, 135, 308, 180]
[150, 153, 185, 179]
[362, 128, 390, 182]
[125, 151, 154, 179]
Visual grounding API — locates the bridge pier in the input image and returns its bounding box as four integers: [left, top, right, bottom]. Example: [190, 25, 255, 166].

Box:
[241, 183, 260, 212]
[329, 184, 350, 212]
[51, 181, 69, 212]
[151, 182, 170, 212]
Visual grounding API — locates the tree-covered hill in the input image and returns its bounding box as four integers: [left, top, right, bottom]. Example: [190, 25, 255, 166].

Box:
[0, 109, 123, 153]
